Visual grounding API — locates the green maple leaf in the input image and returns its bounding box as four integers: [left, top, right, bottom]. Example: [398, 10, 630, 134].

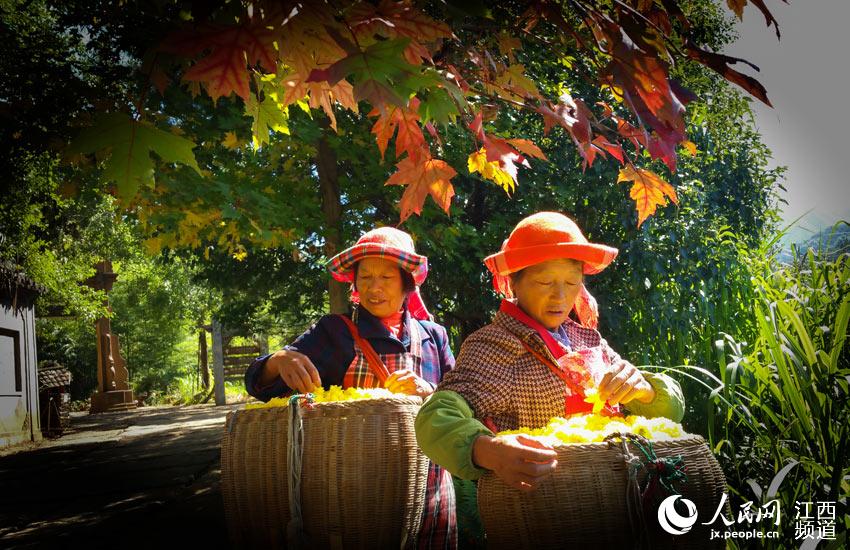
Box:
[66, 113, 201, 200]
[418, 88, 460, 125]
[245, 92, 290, 149]
[311, 38, 422, 108]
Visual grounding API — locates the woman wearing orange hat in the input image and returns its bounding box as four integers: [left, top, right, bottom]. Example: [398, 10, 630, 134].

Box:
[245, 226, 458, 549]
[414, 212, 684, 540]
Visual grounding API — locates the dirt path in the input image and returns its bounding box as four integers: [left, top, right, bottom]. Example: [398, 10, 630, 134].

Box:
[0, 404, 240, 549]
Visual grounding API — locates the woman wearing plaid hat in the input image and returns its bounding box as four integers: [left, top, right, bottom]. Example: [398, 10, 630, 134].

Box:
[414, 212, 685, 542]
[245, 226, 457, 549]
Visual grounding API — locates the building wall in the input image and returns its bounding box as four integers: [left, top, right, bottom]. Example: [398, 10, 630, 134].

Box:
[0, 301, 41, 448]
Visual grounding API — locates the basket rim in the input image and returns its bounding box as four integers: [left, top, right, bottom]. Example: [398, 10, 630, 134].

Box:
[239, 393, 423, 412]
[511, 432, 706, 452]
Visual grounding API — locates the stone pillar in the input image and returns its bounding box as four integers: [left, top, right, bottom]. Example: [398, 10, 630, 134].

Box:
[87, 260, 136, 413]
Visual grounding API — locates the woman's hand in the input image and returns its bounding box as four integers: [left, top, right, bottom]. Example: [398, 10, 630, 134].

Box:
[385, 369, 434, 398]
[472, 434, 559, 492]
[263, 349, 322, 394]
[597, 360, 655, 406]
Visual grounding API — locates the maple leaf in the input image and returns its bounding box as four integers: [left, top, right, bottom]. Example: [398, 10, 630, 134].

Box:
[686, 46, 772, 107]
[279, 70, 358, 131]
[245, 92, 290, 149]
[347, 0, 453, 65]
[497, 32, 522, 63]
[418, 87, 460, 125]
[384, 156, 456, 222]
[468, 148, 515, 194]
[221, 131, 241, 149]
[66, 113, 201, 200]
[592, 136, 624, 163]
[536, 92, 591, 145]
[368, 98, 426, 161]
[307, 38, 419, 108]
[506, 138, 548, 161]
[162, 21, 278, 102]
[617, 165, 679, 227]
[494, 64, 541, 101]
[468, 113, 530, 188]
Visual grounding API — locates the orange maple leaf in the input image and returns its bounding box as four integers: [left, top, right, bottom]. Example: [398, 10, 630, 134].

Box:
[617, 166, 679, 227]
[369, 99, 426, 161]
[506, 138, 548, 161]
[385, 156, 456, 222]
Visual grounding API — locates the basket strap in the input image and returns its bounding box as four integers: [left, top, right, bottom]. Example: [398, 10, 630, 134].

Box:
[337, 314, 391, 384]
[287, 395, 310, 548]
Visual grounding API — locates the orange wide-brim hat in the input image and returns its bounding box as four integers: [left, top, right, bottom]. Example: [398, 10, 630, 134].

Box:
[484, 211, 618, 294]
[484, 212, 618, 328]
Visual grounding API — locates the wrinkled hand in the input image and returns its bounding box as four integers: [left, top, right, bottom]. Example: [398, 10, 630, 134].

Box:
[265, 349, 321, 394]
[385, 369, 434, 397]
[472, 434, 559, 492]
[597, 360, 655, 406]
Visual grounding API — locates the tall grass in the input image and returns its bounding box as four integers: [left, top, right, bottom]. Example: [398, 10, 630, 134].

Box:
[703, 227, 849, 548]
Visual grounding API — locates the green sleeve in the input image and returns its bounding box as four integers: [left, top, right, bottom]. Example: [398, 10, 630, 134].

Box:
[624, 370, 685, 422]
[415, 390, 494, 480]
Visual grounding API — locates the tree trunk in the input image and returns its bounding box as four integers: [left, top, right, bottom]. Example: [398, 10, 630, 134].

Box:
[317, 123, 349, 314]
[199, 329, 209, 389]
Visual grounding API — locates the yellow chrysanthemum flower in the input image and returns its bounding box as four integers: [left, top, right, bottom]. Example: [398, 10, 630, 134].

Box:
[498, 414, 688, 444]
[245, 385, 397, 409]
[583, 387, 607, 414]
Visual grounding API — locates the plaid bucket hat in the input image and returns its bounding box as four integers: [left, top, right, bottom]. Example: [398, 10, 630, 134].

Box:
[328, 227, 431, 319]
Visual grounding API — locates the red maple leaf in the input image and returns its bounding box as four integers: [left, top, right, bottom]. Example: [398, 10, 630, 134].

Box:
[162, 21, 278, 102]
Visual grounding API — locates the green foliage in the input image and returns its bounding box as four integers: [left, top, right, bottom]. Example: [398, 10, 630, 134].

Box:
[108, 254, 209, 394]
[65, 113, 202, 199]
[704, 238, 850, 546]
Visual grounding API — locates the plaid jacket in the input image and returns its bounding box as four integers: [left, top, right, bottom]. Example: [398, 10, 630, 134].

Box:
[437, 310, 680, 432]
[244, 306, 455, 401]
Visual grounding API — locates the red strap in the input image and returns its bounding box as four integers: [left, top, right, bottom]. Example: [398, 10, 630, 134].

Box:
[338, 315, 391, 385]
[520, 340, 620, 416]
[519, 340, 586, 397]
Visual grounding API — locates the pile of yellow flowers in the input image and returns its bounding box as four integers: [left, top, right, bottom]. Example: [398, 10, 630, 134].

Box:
[499, 414, 686, 444]
[245, 385, 397, 409]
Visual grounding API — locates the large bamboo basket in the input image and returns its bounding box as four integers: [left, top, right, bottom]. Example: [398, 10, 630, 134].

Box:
[221, 395, 430, 549]
[477, 434, 727, 549]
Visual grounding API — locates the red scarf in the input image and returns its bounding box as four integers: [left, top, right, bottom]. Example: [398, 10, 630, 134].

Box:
[379, 309, 404, 339]
[500, 300, 620, 416]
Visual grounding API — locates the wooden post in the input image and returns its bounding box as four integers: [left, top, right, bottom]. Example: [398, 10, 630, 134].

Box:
[212, 320, 225, 406]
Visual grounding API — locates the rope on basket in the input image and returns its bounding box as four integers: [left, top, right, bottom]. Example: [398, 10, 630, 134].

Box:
[286, 393, 315, 549]
[605, 432, 688, 549]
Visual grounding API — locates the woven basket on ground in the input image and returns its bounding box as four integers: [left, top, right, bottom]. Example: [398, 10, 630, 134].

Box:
[478, 434, 727, 550]
[221, 395, 429, 549]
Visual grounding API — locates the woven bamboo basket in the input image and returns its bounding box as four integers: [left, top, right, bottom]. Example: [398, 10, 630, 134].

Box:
[477, 434, 727, 550]
[221, 395, 430, 549]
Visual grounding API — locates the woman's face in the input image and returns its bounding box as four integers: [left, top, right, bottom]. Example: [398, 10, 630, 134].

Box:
[511, 258, 584, 330]
[355, 257, 406, 318]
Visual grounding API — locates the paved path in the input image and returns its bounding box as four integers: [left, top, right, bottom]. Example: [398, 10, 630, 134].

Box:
[0, 404, 240, 549]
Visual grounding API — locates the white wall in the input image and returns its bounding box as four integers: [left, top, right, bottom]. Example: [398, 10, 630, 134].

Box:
[0, 302, 41, 447]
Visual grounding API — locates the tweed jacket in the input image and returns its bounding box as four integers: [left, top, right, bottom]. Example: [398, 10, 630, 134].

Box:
[438, 309, 646, 432]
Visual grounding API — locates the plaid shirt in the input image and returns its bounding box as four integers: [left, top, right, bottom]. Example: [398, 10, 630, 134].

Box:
[244, 305, 455, 401]
[438, 310, 628, 432]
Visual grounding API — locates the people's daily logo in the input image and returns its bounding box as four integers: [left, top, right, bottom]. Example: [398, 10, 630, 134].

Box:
[657, 495, 699, 535]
